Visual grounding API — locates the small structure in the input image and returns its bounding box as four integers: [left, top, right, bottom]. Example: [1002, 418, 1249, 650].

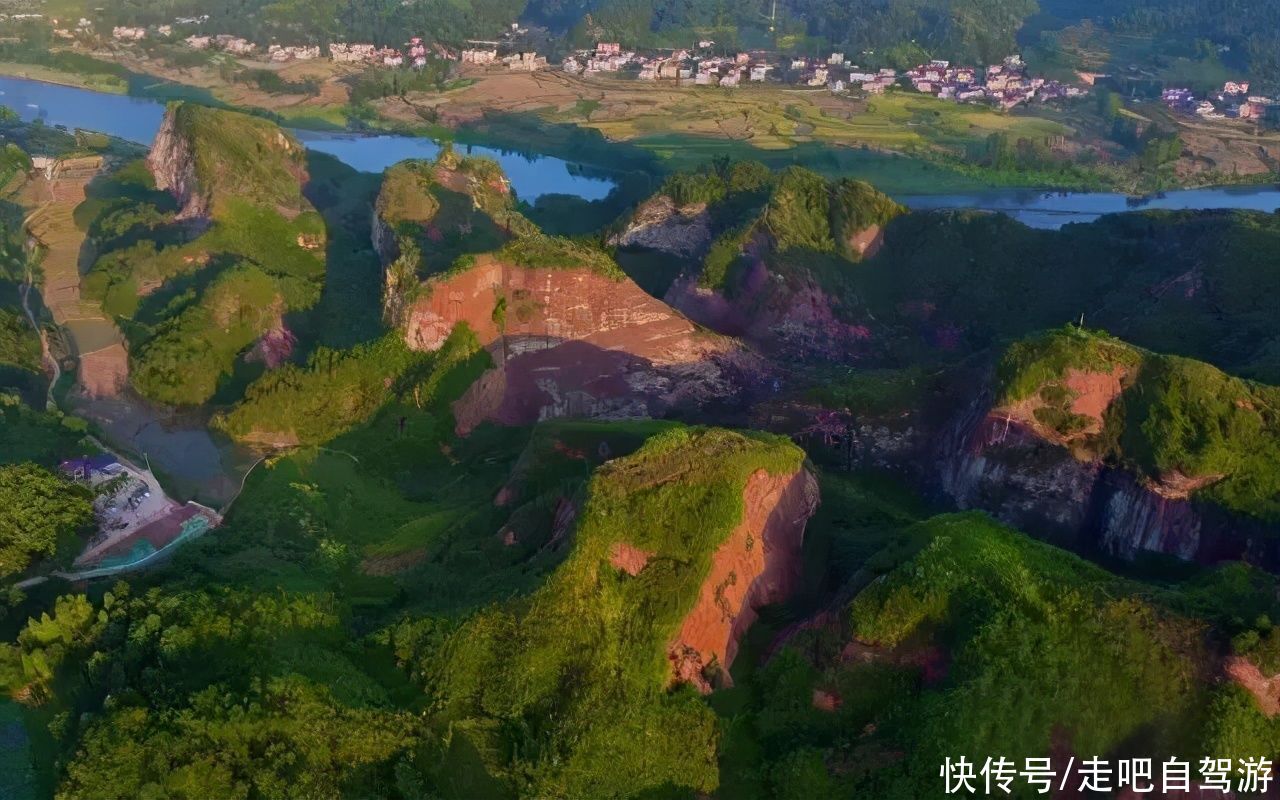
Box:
[461, 48, 497, 65]
[331, 43, 377, 63]
[112, 26, 146, 41]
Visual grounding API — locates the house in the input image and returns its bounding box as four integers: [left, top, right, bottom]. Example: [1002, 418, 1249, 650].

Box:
[269, 45, 321, 62]
[1224, 81, 1251, 96]
[862, 80, 886, 94]
[848, 71, 877, 83]
[829, 78, 846, 93]
[791, 58, 807, 70]
[562, 57, 582, 74]
[461, 49, 498, 65]
[156, 25, 173, 37]
[695, 70, 714, 86]
[734, 52, 750, 65]
[506, 52, 547, 72]
[749, 65, 771, 82]
[112, 26, 146, 41]
[658, 59, 684, 79]
[331, 43, 376, 63]
[698, 40, 714, 49]
[827, 53, 844, 65]
[215, 35, 256, 55]
[638, 64, 658, 80]
[383, 52, 404, 67]
[596, 42, 621, 57]
[409, 38, 427, 60]
[719, 71, 740, 87]
[807, 66, 829, 87]
[185, 34, 212, 49]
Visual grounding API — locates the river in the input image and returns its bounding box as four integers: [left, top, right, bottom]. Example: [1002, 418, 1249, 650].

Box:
[0, 76, 616, 202]
[901, 185, 1280, 229]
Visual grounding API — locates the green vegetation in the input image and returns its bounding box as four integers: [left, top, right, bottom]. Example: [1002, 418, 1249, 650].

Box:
[996, 327, 1280, 520]
[0, 395, 88, 468]
[633, 161, 903, 294]
[0, 464, 92, 579]
[165, 102, 310, 215]
[78, 106, 327, 406]
[493, 233, 626, 280]
[373, 154, 529, 279]
[406, 427, 804, 797]
[840, 513, 1209, 795]
[219, 325, 484, 445]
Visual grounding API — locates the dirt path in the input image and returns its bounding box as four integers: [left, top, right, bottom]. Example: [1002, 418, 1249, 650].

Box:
[22, 157, 129, 397]
[17, 275, 58, 410]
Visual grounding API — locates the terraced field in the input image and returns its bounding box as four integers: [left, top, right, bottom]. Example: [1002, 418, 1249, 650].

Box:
[22, 157, 129, 397]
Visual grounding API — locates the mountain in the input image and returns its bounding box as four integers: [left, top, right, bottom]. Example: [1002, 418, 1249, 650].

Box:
[81, 103, 326, 406]
[615, 162, 904, 360]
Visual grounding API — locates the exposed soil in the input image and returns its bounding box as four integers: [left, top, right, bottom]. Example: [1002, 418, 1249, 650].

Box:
[608, 541, 653, 576]
[1063, 367, 1126, 427]
[666, 466, 820, 691]
[1225, 655, 1280, 717]
[21, 158, 131, 397]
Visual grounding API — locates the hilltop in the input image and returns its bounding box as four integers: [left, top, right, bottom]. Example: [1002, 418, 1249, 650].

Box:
[79, 104, 327, 406]
[614, 162, 903, 359]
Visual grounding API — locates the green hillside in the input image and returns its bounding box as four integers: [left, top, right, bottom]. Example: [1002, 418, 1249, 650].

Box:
[78, 106, 326, 406]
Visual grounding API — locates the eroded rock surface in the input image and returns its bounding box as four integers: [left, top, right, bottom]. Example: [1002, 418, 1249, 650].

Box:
[401, 255, 761, 432]
[666, 466, 820, 691]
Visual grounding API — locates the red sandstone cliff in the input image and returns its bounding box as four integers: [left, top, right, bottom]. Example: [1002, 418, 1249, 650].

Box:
[402, 255, 762, 433]
[666, 466, 820, 691]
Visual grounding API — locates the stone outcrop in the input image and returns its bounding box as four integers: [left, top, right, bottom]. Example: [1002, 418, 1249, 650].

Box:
[666, 466, 820, 691]
[936, 385, 1280, 567]
[402, 255, 763, 432]
[147, 107, 205, 221]
[608, 195, 713, 259]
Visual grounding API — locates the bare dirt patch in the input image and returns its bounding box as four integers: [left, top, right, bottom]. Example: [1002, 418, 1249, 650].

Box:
[1225, 655, 1280, 717]
[608, 541, 653, 576]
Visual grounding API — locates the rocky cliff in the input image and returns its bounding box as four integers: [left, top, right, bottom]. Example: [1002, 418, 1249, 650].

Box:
[667, 465, 820, 690]
[147, 107, 204, 221]
[402, 253, 764, 432]
[607, 194, 713, 259]
[933, 330, 1280, 567]
[147, 102, 310, 221]
[665, 253, 876, 361]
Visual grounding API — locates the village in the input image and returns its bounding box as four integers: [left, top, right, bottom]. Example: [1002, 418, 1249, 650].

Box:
[1162, 80, 1280, 124]
[9, 10, 1280, 133]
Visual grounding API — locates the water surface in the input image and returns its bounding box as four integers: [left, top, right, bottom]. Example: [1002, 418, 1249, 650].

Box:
[0, 76, 617, 202]
[901, 185, 1280, 229]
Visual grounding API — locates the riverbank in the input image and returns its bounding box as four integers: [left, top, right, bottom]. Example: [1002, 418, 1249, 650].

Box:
[0, 61, 127, 94]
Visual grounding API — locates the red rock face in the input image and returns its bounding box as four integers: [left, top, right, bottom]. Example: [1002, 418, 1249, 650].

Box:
[665, 256, 874, 361]
[402, 256, 760, 433]
[667, 467, 820, 691]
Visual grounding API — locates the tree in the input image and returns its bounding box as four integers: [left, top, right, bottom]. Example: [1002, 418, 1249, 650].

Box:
[0, 464, 92, 578]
